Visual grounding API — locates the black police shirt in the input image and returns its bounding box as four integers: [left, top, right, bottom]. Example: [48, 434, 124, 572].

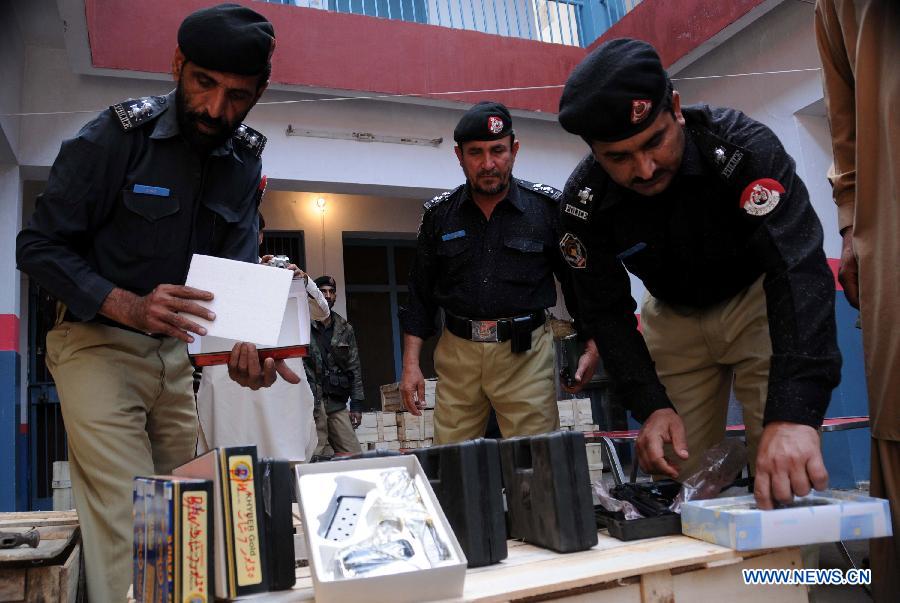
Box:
[16, 91, 264, 324]
[400, 179, 580, 339]
[558, 104, 841, 428]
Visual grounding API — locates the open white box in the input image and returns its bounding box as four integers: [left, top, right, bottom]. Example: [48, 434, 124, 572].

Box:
[681, 489, 892, 551]
[188, 277, 310, 366]
[295, 456, 467, 603]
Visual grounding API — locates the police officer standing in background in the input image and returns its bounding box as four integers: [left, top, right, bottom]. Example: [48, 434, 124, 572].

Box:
[400, 101, 599, 444]
[306, 276, 364, 457]
[556, 39, 841, 509]
[15, 5, 295, 601]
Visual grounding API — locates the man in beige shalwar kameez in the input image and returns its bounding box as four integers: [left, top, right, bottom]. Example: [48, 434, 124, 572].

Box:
[815, 1, 899, 599]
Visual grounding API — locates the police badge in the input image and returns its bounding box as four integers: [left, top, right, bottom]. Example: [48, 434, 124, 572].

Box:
[559, 233, 587, 269]
[741, 178, 784, 216]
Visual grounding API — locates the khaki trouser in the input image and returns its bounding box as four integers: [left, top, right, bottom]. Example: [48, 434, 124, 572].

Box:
[313, 402, 362, 456]
[433, 321, 558, 444]
[46, 320, 197, 603]
[869, 438, 900, 602]
[640, 277, 770, 479]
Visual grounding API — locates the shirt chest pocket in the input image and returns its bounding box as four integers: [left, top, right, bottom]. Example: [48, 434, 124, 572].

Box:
[117, 190, 182, 259]
[436, 237, 470, 278]
[500, 236, 547, 283]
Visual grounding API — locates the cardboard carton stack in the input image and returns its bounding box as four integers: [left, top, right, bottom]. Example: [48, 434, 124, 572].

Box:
[379, 378, 437, 412]
[556, 398, 598, 432]
[356, 409, 434, 451]
[360, 388, 595, 452]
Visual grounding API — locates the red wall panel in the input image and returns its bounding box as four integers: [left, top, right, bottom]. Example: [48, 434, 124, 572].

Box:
[589, 0, 768, 68]
[85, 0, 583, 113]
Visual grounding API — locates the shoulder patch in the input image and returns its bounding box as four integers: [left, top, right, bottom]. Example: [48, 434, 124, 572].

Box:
[424, 185, 461, 210]
[559, 232, 587, 269]
[740, 178, 784, 216]
[233, 124, 267, 159]
[690, 126, 749, 184]
[109, 96, 168, 132]
[518, 179, 562, 201]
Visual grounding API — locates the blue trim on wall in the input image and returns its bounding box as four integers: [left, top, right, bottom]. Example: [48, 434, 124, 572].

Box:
[822, 295, 870, 488]
[0, 351, 21, 511]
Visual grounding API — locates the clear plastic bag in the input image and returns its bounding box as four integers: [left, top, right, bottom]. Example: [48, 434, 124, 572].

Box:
[670, 439, 747, 513]
[333, 468, 451, 578]
[593, 478, 643, 520]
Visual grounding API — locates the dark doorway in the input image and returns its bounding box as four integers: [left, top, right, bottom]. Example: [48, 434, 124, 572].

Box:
[342, 237, 437, 409]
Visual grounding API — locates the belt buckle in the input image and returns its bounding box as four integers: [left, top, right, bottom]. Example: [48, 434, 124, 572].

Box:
[471, 320, 499, 342]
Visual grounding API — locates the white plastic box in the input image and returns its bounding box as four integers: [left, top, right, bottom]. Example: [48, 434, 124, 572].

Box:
[681, 489, 892, 550]
[295, 455, 467, 603]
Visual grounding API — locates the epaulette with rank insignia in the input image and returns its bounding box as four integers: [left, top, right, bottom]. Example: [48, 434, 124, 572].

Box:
[110, 96, 168, 132]
[424, 186, 461, 210]
[689, 126, 750, 185]
[233, 124, 267, 159]
[517, 179, 562, 201]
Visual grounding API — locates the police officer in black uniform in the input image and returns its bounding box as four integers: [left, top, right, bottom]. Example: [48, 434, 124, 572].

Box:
[399, 101, 599, 444]
[556, 39, 841, 509]
[15, 5, 295, 600]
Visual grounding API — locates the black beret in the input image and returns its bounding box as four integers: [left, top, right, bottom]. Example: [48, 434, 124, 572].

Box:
[558, 38, 669, 143]
[314, 275, 336, 289]
[454, 101, 513, 144]
[178, 3, 275, 76]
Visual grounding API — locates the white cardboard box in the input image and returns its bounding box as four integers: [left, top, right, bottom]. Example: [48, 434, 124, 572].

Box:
[295, 456, 466, 603]
[188, 275, 310, 364]
[681, 489, 893, 550]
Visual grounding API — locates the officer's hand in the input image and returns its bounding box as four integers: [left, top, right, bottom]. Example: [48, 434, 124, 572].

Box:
[400, 364, 426, 416]
[227, 342, 301, 390]
[562, 339, 600, 394]
[753, 422, 828, 510]
[349, 411, 362, 429]
[636, 408, 689, 479]
[130, 285, 215, 343]
[286, 263, 308, 283]
[838, 228, 860, 309]
[260, 254, 274, 264]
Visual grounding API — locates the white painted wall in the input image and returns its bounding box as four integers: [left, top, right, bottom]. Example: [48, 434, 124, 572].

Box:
[0, 1, 26, 164]
[0, 166, 23, 317]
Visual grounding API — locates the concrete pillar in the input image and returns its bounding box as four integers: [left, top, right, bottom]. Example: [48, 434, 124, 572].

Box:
[0, 163, 23, 510]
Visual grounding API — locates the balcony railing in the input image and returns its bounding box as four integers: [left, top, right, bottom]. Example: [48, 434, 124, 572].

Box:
[264, 0, 641, 47]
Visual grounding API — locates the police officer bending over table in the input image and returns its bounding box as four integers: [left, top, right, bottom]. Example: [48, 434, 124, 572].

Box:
[556, 39, 841, 509]
[399, 101, 599, 444]
[15, 5, 297, 601]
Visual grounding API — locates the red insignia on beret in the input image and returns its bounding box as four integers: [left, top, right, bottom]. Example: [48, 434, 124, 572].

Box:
[488, 116, 505, 134]
[630, 99, 652, 124]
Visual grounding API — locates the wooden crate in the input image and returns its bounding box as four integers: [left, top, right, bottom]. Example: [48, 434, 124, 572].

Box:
[0, 512, 81, 603]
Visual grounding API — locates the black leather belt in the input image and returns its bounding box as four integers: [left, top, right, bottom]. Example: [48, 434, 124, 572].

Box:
[63, 309, 165, 339]
[445, 311, 544, 344]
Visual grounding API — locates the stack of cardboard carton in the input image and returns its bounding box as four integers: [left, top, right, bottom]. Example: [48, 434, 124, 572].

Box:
[556, 398, 598, 432]
[356, 410, 435, 451]
[379, 378, 437, 412]
[363, 389, 596, 452]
